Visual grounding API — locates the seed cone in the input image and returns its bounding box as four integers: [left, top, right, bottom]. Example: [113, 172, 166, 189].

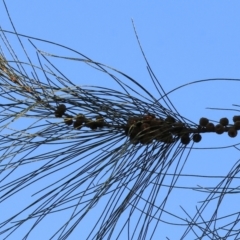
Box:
[96, 116, 104, 128]
[64, 115, 73, 125]
[156, 131, 174, 143]
[193, 133, 202, 143]
[171, 122, 184, 135]
[228, 127, 238, 138]
[215, 124, 224, 134]
[85, 120, 98, 130]
[199, 117, 209, 127]
[219, 117, 229, 126]
[181, 134, 190, 145]
[165, 115, 176, 123]
[233, 115, 240, 122]
[58, 104, 67, 113]
[55, 104, 67, 117]
[206, 122, 215, 131]
[73, 121, 82, 129]
[129, 125, 141, 141]
[74, 114, 86, 129]
[139, 123, 153, 144]
[234, 121, 240, 130]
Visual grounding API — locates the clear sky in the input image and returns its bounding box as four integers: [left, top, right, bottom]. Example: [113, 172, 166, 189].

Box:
[1, 1, 240, 239]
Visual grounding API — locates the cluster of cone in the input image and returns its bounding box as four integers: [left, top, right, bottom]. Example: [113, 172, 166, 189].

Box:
[124, 113, 200, 145]
[55, 104, 239, 145]
[199, 116, 239, 138]
[55, 104, 104, 130]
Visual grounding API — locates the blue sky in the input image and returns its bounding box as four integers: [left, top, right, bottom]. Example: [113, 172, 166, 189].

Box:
[1, 1, 240, 239]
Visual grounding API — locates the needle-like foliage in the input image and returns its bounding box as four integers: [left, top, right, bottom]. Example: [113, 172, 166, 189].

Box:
[1, 2, 240, 240]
